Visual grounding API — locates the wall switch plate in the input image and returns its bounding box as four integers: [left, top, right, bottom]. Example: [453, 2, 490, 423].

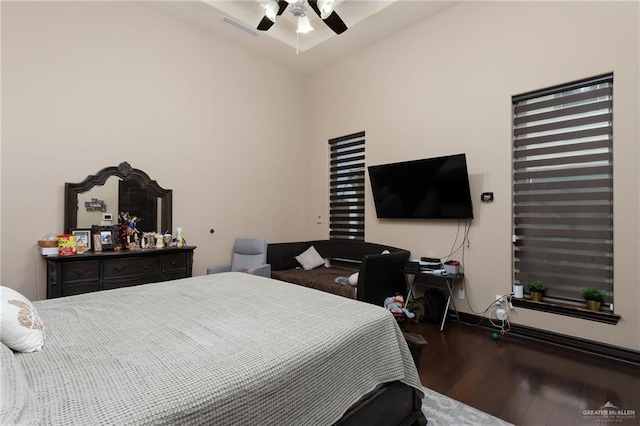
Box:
[480, 192, 494, 202]
[458, 289, 465, 299]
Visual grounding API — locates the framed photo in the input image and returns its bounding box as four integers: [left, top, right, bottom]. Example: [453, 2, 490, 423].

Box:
[92, 225, 116, 251]
[71, 228, 92, 251]
[93, 234, 102, 252]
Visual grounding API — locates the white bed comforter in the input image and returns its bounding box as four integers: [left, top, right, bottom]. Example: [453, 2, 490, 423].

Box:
[17, 272, 422, 425]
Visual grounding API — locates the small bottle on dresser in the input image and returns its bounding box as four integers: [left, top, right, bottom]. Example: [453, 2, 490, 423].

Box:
[176, 227, 184, 247]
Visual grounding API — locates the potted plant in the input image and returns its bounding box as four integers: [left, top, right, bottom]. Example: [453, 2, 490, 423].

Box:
[527, 280, 547, 302]
[582, 287, 606, 312]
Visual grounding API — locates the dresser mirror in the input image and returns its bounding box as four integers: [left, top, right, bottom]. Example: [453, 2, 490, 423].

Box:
[64, 162, 172, 234]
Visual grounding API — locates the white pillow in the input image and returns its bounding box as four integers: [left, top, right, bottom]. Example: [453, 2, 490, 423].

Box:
[295, 245, 325, 270]
[348, 272, 359, 287]
[0, 287, 44, 352]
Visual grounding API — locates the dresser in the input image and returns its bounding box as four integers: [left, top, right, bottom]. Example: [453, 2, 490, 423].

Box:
[45, 246, 196, 298]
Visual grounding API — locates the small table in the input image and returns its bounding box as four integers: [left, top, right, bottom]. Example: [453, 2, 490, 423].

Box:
[403, 269, 464, 331]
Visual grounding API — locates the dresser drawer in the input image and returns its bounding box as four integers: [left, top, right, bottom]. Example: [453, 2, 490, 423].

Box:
[103, 257, 161, 279]
[163, 270, 189, 281]
[62, 261, 100, 283]
[62, 282, 100, 297]
[103, 275, 161, 290]
[162, 253, 187, 272]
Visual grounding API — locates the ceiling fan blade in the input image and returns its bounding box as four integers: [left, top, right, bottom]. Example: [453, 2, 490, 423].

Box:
[257, 1, 290, 31]
[257, 16, 276, 31]
[275, 1, 289, 16]
[322, 10, 347, 34]
[308, 0, 348, 34]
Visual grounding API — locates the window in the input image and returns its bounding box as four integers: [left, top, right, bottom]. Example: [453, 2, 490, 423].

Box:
[328, 131, 365, 241]
[512, 74, 613, 308]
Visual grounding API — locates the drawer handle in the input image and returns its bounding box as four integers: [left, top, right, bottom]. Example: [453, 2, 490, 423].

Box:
[143, 264, 150, 269]
[170, 261, 177, 266]
[73, 269, 89, 276]
[113, 266, 127, 273]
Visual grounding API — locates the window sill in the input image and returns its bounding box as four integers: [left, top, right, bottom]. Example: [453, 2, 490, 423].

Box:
[511, 298, 620, 325]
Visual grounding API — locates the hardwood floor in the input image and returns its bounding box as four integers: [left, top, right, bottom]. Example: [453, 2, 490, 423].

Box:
[402, 320, 640, 426]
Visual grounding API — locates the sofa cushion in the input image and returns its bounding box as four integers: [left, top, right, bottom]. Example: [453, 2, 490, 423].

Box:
[272, 267, 357, 299]
[312, 240, 402, 264]
[268, 242, 312, 271]
[348, 272, 359, 286]
[295, 245, 325, 270]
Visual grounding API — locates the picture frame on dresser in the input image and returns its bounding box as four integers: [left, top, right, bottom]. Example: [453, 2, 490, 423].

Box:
[93, 234, 102, 252]
[71, 228, 92, 251]
[92, 225, 116, 251]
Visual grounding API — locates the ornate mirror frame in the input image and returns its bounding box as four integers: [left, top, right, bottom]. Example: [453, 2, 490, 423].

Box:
[64, 162, 172, 234]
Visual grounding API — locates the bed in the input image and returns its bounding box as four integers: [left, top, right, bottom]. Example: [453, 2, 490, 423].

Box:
[1, 273, 425, 425]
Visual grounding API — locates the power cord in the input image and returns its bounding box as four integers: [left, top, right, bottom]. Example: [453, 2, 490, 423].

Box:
[452, 218, 512, 333]
[459, 291, 514, 334]
[442, 219, 472, 262]
[488, 296, 512, 334]
[423, 218, 512, 334]
[445, 219, 463, 260]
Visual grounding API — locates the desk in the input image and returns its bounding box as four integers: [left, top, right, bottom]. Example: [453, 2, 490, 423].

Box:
[403, 269, 464, 331]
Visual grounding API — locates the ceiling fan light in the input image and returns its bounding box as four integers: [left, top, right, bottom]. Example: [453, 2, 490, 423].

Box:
[317, 0, 335, 19]
[261, 0, 280, 23]
[296, 15, 314, 33]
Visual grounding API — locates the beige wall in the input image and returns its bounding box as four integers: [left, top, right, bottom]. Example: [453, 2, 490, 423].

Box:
[1, 1, 308, 299]
[306, 1, 640, 350]
[2, 1, 639, 351]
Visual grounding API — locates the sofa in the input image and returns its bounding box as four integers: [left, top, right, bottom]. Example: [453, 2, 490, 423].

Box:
[267, 240, 410, 308]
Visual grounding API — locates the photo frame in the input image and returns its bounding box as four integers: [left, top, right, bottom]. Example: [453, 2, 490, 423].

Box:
[93, 234, 102, 252]
[71, 228, 92, 251]
[92, 225, 116, 251]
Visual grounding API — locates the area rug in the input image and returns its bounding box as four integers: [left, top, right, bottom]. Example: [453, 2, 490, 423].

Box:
[421, 386, 513, 426]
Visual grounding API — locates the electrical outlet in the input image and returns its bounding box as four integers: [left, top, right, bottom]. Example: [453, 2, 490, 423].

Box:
[496, 294, 504, 304]
[458, 289, 465, 299]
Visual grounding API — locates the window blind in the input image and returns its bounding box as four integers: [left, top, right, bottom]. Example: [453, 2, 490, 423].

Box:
[512, 74, 613, 304]
[329, 131, 365, 241]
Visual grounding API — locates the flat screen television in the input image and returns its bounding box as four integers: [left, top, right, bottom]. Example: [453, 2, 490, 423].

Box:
[368, 153, 473, 219]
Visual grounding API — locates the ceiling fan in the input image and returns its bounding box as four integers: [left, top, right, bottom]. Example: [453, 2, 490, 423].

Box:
[257, 0, 348, 35]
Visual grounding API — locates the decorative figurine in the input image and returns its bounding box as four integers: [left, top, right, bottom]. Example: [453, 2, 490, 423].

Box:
[118, 212, 141, 249]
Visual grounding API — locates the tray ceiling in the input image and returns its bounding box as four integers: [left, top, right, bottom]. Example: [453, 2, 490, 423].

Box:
[148, 1, 458, 75]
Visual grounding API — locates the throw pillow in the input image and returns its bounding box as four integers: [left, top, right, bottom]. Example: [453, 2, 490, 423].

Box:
[295, 245, 325, 270]
[0, 287, 44, 352]
[348, 272, 359, 287]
